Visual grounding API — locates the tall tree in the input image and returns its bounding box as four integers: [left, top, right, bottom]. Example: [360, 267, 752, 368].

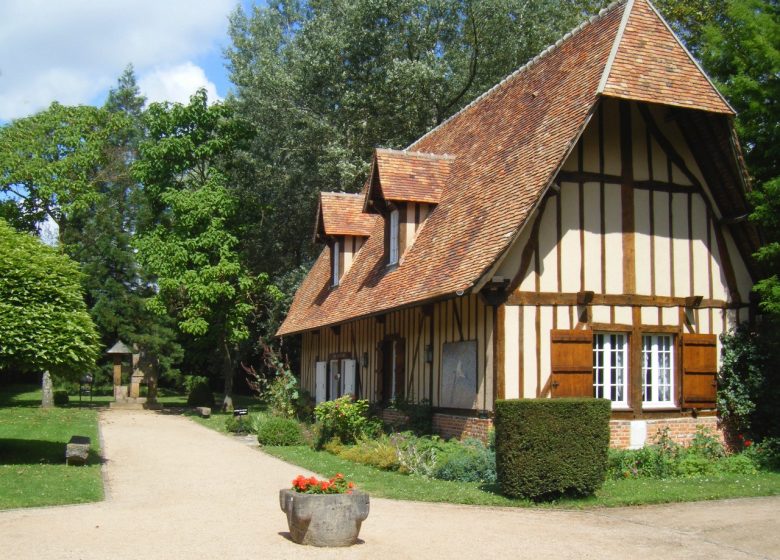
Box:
[0, 219, 100, 379]
[134, 90, 257, 410]
[226, 0, 612, 280]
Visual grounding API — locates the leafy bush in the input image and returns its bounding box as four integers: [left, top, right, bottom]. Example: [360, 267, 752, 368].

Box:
[495, 398, 611, 501]
[338, 436, 401, 471]
[256, 415, 304, 446]
[225, 414, 252, 434]
[53, 390, 69, 406]
[718, 324, 780, 439]
[395, 434, 439, 477]
[744, 437, 780, 471]
[434, 438, 496, 483]
[244, 342, 302, 419]
[314, 396, 382, 447]
[388, 399, 434, 435]
[185, 376, 214, 408]
[609, 426, 761, 479]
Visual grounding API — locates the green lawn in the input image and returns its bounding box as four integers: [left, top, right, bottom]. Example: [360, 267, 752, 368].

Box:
[0, 386, 104, 509]
[261, 444, 780, 509]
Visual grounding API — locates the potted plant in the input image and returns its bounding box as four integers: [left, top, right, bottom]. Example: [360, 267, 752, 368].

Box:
[279, 474, 369, 546]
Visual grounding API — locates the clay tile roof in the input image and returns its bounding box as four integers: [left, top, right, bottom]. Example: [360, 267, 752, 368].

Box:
[370, 149, 454, 205]
[316, 192, 376, 239]
[277, 0, 738, 337]
[600, 0, 733, 114]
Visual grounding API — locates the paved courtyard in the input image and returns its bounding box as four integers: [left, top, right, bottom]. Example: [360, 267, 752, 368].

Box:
[0, 410, 777, 559]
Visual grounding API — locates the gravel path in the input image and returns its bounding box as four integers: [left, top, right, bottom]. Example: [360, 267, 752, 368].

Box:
[1, 409, 778, 559]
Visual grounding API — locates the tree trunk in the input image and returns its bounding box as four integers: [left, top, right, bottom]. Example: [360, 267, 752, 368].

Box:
[221, 340, 234, 412]
[41, 371, 54, 408]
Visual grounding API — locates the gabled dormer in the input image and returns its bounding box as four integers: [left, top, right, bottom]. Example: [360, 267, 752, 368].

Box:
[314, 192, 375, 287]
[363, 148, 453, 267]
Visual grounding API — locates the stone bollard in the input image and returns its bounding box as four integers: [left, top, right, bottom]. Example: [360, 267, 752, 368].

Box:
[195, 407, 211, 418]
[65, 436, 91, 466]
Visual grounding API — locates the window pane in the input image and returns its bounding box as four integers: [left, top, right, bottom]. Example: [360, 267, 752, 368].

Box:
[642, 334, 674, 406]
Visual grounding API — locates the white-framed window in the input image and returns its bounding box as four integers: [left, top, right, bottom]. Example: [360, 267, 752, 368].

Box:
[388, 208, 399, 265]
[332, 239, 340, 287]
[593, 333, 629, 408]
[642, 334, 674, 408]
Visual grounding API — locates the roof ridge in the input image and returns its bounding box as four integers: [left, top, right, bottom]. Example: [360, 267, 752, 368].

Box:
[376, 147, 456, 160]
[407, 0, 627, 151]
[321, 191, 363, 197]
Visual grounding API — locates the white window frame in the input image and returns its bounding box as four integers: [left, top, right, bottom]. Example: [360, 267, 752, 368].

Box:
[388, 209, 399, 266]
[332, 239, 340, 287]
[642, 334, 675, 408]
[593, 332, 629, 409]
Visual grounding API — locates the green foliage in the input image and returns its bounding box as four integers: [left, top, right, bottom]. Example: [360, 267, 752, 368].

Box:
[608, 427, 759, 480]
[225, 0, 611, 278]
[0, 220, 100, 378]
[255, 415, 305, 446]
[53, 390, 69, 406]
[434, 438, 496, 483]
[0, 103, 130, 231]
[718, 324, 780, 438]
[744, 437, 780, 471]
[224, 414, 252, 434]
[494, 398, 611, 501]
[185, 377, 214, 408]
[334, 436, 402, 471]
[245, 342, 301, 419]
[314, 396, 382, 447]
[387, 398, 434, 435]
[134, 89, 260, 408]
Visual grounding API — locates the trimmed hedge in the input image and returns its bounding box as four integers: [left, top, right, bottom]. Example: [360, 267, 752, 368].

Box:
[256, 415, 305, 446]
[495, 398, 611, 501]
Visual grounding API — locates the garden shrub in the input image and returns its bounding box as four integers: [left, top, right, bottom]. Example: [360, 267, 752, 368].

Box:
[256, 415, 304, 446]
[389, 399, 434, 435]
[185, 376, 214, 408]
[338, 436, 401, 471]
[434, 438, 496, 483]
[53, 390, 69, 406]
[744, 437, 780, 471]
[314, 396, 382, 447]
[495, 398, 611, 501]
[225, 414, 252, 434]
[713, 453, 757, 475]
[395, 434, 439, 477]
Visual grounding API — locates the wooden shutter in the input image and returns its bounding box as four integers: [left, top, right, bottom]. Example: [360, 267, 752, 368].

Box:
[395, 339, 406, 400]
[315, 362, 327, 404]
[550, 329, 593, 398]
[342, 359, 357, 397]
[681, 333, 717, 409]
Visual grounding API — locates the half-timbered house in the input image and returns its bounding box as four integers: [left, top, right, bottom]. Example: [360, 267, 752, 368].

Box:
[276, 0, 760, 448]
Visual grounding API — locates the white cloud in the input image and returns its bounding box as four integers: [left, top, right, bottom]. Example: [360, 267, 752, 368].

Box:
[139, 62, 221, 105]
[0, 0, 235, 121]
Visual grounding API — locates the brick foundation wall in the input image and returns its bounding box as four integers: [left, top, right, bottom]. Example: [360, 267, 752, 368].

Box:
[379, 408, 408, 428]
[609, 415, 721, 449]
[432, 413, 493, 442]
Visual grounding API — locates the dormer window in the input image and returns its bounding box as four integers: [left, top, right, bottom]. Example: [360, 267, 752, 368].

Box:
[389, 209, 399, 266]
[332, 240, 340, 287]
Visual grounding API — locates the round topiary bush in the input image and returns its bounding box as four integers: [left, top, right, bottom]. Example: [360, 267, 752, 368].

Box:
[53, 390, 69, 406]
[186, 380, 214, 408]
[256, 416, 304, 446]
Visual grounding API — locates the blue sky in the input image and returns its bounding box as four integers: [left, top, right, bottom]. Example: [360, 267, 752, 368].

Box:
[0, 0, 259, 124]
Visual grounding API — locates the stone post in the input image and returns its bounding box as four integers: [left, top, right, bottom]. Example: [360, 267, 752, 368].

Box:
[41, 370, 54, 408]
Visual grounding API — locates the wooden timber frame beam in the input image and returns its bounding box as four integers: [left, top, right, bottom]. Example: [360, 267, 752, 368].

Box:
[506, 291, 745, 309]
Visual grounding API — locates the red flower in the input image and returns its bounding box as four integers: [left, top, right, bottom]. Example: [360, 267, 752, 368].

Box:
[745, 440, 753, 447]
[348, 482, 355, 489]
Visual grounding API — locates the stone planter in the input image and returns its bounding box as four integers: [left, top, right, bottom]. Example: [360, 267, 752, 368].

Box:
[279, 489, 369, 547]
